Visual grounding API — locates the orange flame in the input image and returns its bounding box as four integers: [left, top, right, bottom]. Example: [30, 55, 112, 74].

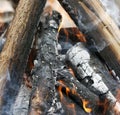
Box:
[57, 84, 76, 115]
[82, 99, 92, 113]
[57, 80, 92, 114]
[58, 21, 63, 33]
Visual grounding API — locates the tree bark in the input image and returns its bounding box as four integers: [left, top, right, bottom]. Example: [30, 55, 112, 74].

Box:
[0, 0, 46, 114]
[58, 0, 120, 78]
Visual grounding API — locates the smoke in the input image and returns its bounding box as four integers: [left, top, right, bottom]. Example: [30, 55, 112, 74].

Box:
[100, 0, 120, 26]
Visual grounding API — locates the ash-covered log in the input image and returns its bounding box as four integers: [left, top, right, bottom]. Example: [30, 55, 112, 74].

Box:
[58, 0, 120, 78]
[0, 0, 46, 114]
[65, 42, 119, 113]
[28, 11, 64, 115]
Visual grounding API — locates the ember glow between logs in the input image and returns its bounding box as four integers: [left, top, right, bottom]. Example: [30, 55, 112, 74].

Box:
[57, 80, 92, 114]
[57, 84, 76, 115]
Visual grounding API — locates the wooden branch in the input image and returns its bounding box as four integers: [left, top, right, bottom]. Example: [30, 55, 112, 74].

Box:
[28, 11, 63, 115]
[0, 0, 46, 114]
[58, 0, 120, 77]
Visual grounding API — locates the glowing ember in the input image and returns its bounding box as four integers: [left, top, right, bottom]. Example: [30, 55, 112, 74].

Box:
[82, 99, 92, 113]
[70, 28, 86, 42]
[57, 80, 92, 114]
[58, 21, 63, 33]
[57, 84, 76, 115]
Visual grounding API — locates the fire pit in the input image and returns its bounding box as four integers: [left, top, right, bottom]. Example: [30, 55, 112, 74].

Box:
[0, 0, 120, 115]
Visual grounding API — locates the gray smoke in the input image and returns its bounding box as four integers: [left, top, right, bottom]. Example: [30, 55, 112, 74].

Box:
[100, 0, 120, 26]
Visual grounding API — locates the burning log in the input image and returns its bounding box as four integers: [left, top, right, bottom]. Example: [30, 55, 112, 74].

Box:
[28, 11, 63, 115]
[65, 42, 118, 113]
[29, 10, 94, 115]
[58, 0, 120, 78]
[0, 0, 46, 114]
[56, 68, 99, 114]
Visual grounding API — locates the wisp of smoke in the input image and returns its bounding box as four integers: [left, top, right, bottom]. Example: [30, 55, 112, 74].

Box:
[100, 0, 120, 26]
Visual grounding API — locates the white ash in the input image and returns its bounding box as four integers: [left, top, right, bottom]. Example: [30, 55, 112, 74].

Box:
[66, 43, 117, 103]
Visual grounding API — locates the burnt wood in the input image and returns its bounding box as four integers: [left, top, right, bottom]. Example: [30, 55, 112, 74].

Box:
[28, 11, 64, 115]
[56, 68, 99, 114]
[58, 0, 120, 78]
[65, 43, 119, 114]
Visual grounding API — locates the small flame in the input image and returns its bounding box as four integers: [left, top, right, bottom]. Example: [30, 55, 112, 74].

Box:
[58, 21, 63, 33]
[66, 87, 70, 96]
[82, 99, 92, 113]
[57, 81, 76, 115]
[57, 81, 92, 114]
[58, 85, 63, 100]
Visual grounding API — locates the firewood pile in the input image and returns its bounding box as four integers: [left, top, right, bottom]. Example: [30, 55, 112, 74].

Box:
[0, 0, 120, 115]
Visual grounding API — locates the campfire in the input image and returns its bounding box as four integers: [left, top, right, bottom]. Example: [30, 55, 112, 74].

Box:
[0, 0, 120, 115]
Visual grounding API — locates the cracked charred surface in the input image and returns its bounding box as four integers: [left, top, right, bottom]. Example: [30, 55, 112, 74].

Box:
[28, 11, 63, 115]
[66, 42, 120, 114]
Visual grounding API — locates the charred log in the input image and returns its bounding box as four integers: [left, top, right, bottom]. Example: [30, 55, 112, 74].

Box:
[65, 43, 118, 112]
[56, 68, 99, 114]
[28, 11, 63, 115]
[58, 0, 120, 78]
[0, 0, 46, 114]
